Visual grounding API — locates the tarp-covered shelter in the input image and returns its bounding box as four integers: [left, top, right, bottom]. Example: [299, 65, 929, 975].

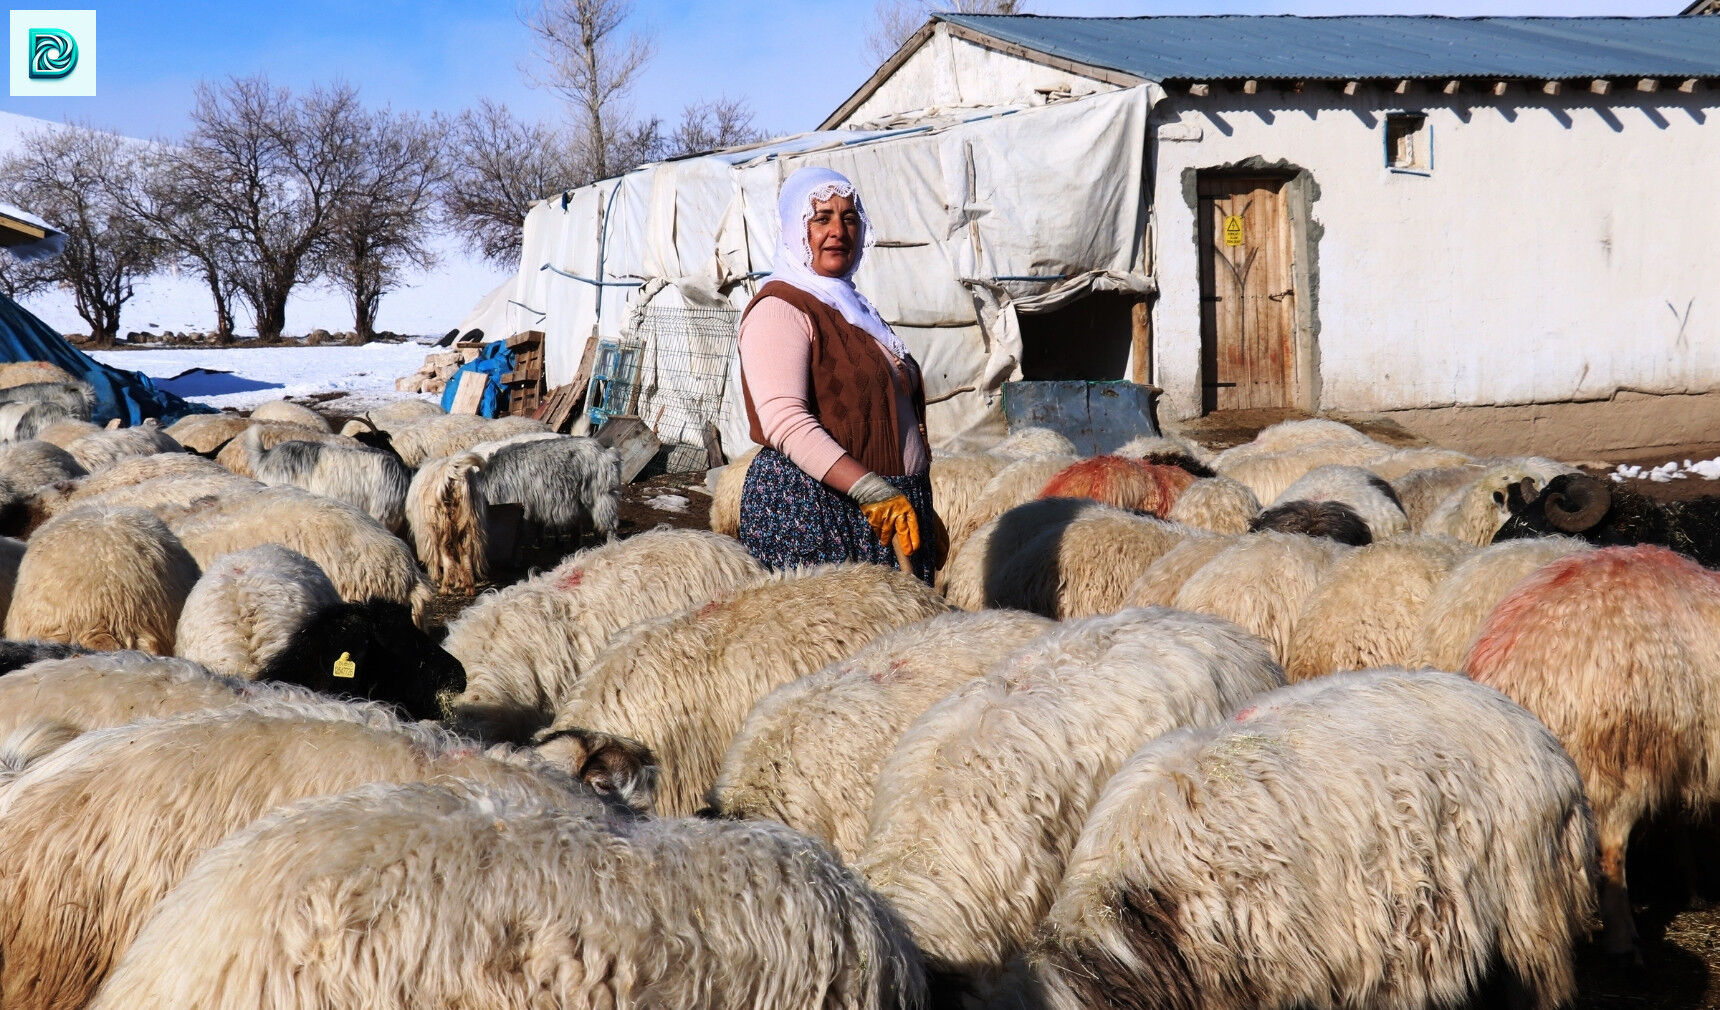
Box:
[2, 203, 210, 425]
[504, 85, 1156, 463]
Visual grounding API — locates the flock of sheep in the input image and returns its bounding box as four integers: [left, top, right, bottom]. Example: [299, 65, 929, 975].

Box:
[0, 358, 1713, 1010]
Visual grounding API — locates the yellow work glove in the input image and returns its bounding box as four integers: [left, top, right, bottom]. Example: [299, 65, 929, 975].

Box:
[848, 472, 922, 558]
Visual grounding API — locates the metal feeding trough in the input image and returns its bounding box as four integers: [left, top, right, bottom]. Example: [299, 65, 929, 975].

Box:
[1000, 380, 1161, 456]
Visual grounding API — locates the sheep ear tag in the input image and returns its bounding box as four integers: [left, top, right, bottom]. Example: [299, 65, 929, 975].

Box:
[332, 652, 356, 679]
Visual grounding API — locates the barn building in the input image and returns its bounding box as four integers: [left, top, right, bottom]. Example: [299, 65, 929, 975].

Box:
[497, 15, 1720, 461]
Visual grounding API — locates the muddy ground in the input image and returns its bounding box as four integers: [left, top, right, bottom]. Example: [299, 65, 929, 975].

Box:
[413, 408, 1720, 1007]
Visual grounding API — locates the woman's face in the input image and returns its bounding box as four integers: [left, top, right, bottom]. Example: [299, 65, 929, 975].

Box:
[806, 193, 861, 278]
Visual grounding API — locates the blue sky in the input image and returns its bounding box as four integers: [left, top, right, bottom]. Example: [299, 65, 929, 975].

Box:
[0, 0, 1685, 140]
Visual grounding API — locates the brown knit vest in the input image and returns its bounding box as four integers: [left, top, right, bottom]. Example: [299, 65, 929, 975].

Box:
[740, 281, 926, 478]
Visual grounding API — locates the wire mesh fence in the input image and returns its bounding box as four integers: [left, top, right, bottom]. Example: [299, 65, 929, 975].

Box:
[629, 303, 740, 473]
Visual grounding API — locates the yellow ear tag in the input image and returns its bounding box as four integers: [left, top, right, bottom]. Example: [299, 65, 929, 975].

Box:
[332, 652, 356, 679]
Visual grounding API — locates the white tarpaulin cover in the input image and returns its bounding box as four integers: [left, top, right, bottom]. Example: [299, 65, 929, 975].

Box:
[505, 84, 1157, 457]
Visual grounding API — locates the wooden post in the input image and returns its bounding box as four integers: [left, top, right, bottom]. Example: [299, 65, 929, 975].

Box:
[1130, 299, 1153, 386]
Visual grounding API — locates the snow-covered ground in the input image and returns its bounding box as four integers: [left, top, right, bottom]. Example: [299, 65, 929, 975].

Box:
[90, 341, 442, 414]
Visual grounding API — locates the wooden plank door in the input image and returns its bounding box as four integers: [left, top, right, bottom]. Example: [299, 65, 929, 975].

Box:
[1198, 175, 1297, 412]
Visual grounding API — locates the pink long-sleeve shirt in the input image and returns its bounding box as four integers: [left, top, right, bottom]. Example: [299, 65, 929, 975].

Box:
[738, 296, 929, 481]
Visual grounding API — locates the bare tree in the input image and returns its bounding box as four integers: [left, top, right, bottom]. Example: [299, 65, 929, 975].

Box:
[176, 76, 367, 340]
[443, 100, 582, 266]
[120, 146, 245, 339]
[669, 97, 765, 158]
[522, 0, 653, 181]
[866, 0, 1027, 63]
[325, 110, 445, 340]
[0, 255, 54, 303]
[0, 126, 163, 345]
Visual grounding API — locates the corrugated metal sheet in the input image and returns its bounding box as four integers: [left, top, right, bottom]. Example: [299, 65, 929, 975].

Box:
[937, 14, 1720, 81]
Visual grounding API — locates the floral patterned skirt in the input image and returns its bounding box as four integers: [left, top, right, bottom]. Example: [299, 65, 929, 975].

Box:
[738, 448, 936, 585]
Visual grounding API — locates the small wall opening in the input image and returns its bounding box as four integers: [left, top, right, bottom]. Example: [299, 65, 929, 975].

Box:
[1385, 113, 1432, 172]
[1018, 292, 1138, 381]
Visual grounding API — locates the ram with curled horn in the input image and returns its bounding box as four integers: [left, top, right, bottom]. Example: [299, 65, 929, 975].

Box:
[1495, 471, 1720, 568]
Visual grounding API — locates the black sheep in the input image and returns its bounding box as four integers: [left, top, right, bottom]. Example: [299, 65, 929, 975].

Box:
[1494, 472, 1720, 569]
[0, 638, 88, 676]
[255, 599, 465, 721]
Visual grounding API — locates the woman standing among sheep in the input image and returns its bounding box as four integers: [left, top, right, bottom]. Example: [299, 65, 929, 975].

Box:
[736, 166, 936, 582]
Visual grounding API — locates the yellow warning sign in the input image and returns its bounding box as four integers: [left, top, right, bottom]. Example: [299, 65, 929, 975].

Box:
[332, 651, 356, 679]
[1223, 215, 1245, 247]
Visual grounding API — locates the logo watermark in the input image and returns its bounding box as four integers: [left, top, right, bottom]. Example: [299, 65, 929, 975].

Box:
[11, 11, 96, 96]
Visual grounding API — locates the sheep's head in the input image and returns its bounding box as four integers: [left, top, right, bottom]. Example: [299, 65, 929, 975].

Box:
[1537, 473, 1612, 532]
[529, 725, 659, 815]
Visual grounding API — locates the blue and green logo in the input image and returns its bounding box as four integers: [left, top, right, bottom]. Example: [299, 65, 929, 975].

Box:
[27, 28, 76, 80]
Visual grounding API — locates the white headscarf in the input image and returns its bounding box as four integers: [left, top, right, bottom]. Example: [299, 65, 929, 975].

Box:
[767, 167, 910, 362]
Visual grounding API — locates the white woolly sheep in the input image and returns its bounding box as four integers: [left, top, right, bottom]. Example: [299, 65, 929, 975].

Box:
[1113, 432, 1216, 465]
[1422, 457, 1579, 545]
[1363, 445, 1477, 481]
[446, 527, 765, 743]
[942, 453, 1081, 560]
[0, 701, 628, 1010]
[163, 412, 252, 454]
[239, 423, 410, 533]
[1284, 533, 1477, 681]
[1464, 544, 1720, 954]
[1266, 463, 1409, 541]
[1171, 531, 1348, 666]
[165, 484, 433, 626]
[5, 504, 201, 653]
[64, 420, 183, 471]
[709, 608, 1054, 859]
[92, 779, 923, 1010]
[30, 417, 100, 448]
[405, 451, 488, 596]
[707, 445, 759, 538]
[480, 435, 620, 541]
[214, 422, 359, 477]
[929, 453, 1014, 554]
[246, 398, 331, 431]
[1415, 536, 1592, 671]
[986, 505, 1190, 619]
[0, 439, 86, 493]
[855, 607, 1284, 994]
[542, 563, 952, 817]
[0, 360, 77, 389]
[938, 496, 1098, 609]
[1213, 418, 1376, 465]
[1392, 463, 1487, 531]
[7, 468, 262, 539]
[1121, 530, 1231, 608]
[1009, 668, 1596, 1010]
[1216, 439, 1387, 504]
[992, 425, 1076, 458]
[1164, 473, 1260, 534]
[172, 545, 342, 678]
[363, 396, 445, 424]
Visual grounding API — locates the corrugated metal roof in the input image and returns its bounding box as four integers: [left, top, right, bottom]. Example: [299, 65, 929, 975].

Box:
[936, 14, 1720, 82]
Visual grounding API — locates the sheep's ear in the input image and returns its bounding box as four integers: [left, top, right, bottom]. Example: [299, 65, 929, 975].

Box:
[533, 726, 658, 814]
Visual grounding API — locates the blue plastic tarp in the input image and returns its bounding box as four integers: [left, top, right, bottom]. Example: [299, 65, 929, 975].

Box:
[0, 293, 214, 426]
[440, 340, 515, 418]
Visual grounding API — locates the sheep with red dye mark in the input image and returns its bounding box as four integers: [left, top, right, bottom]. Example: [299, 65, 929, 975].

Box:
[1465, 544, 1720, 955]
[172, 544, 341, 678]
[542, 563, 952, 818]
[92, 778, 923, 1010]
[445, 527, 765, 743]
[1284, 534, 1476, 682]
[1171, 531, 1348, 666]
[709, 608, 1054, 859]
[0, 699, 641, 1010]
[941, 453, 1080, 563]
[5, 504, 201, 654]
[1007, 668, 1596, 1010]
[1038, 455, 1198, 517]
[855, 607, 1283, 999]
[986, 505, 1190, 619]
[1415, 536, 1592, 671]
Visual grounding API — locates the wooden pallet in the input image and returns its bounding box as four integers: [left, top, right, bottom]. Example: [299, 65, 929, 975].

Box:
[500, 331, 545, 417]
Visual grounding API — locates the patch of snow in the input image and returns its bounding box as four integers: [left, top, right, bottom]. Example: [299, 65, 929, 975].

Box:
[1612, 458, 1720, 482]
[90, 342, 441, 414]
[644, 494, 690, 513]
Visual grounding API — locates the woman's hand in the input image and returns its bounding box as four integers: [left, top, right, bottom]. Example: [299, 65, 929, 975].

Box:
[847, 471, 921, 558]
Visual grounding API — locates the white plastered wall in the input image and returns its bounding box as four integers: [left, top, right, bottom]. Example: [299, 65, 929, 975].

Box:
[1149, 85, 1720, 422]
